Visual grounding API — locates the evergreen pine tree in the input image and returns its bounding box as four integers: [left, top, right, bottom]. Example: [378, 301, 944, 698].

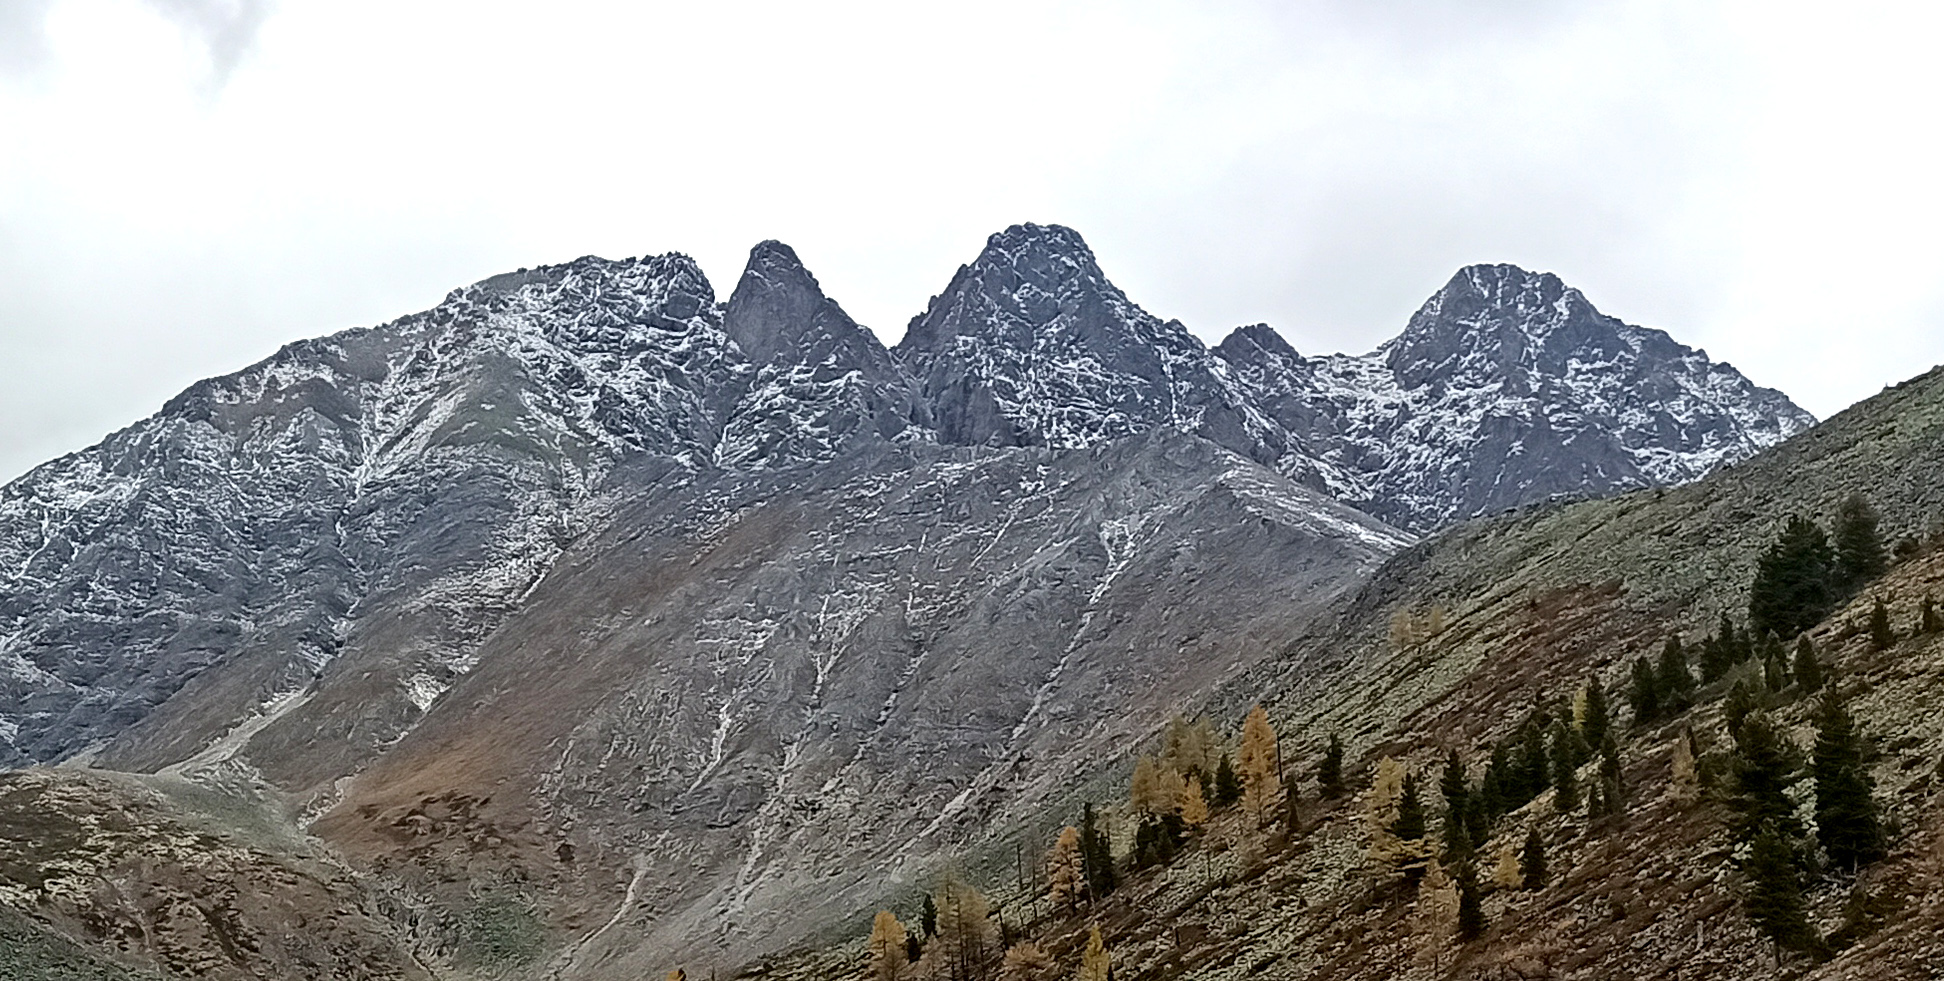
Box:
[1629, 656, 1662, 727]
[1465, 791, 1493, 851]
[1519, 825, 1547, 889]
[1481, 743, 1510, 817]
[922, 893, 939, 937]
[1922, 594, 1939, 634]
[1394, 773, 1428, 842]
[1213, 752, 1242, 807]
[1793, 635, 1824, 693]
[1599, 732, 1624, 812]
[1456, 862, 1486, 941]
[1812, 694, 1886, 872]
[1079, 804, 1116, 899]
[1764, 654, 1790, 693]
[1318, 734, 1345, 799]
[1743, 826, 1820, 958]
[1833, 493, 1887, 594]
[1869, 597, 1895, 652]
[1440, 750, 1472, 861]
[1729, 713, 1802, 843]
[1549, 721, 1581, 813]
[1701, 616, 1732, 681]
[1518, 722, 1549, 804]
[1724, 680, 1759, 739]
[1582, 675, 1611, 749]
[1750, 516, 1837, 639]
[1657, 636, 1694, 711]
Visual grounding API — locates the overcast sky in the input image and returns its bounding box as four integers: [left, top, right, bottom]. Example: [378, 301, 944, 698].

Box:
[2, 0, 1941, 482]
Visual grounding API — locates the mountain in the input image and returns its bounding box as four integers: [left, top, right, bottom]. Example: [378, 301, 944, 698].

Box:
[760, 367, 1944, 981]
[898, 226, 1811, 532]
[0, 224, 1819, 978]
[1215, 262, 1816, 530]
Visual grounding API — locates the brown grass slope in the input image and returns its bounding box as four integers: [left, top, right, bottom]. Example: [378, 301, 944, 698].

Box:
[746, 365, 1944, 981]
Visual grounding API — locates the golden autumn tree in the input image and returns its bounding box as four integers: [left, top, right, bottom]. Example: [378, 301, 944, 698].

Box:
[921, 878, 996, 981]
[1047, 826, 1084, 912]
[1076, 924, 1110, 981]
[1237, 704, 1281, 823]
[869, 910, 908, 981]
[1162, 714, 1218, 778]
[1129, 755, 1167, 816]
[1178, 775, 1209, 828]
[999, 942, 1056, 981]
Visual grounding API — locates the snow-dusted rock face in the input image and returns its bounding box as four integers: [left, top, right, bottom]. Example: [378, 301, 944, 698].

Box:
[0, 223, 1818, 977]
[0, 246, 906, 776]
[1217, 263, 1817, 530]
[898, 224, 1813, 532]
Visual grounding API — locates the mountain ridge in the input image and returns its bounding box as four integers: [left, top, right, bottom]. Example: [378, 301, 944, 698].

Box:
[0, 223, 1822, 979]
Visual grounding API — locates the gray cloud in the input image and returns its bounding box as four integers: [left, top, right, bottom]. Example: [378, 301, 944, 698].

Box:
[144, 0, 275, 86]
[0, 0, 56, 79]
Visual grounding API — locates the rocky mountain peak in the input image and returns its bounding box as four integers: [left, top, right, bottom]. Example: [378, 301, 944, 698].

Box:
[723, 240, 886, 369]
[1213, 322, 1304, 370]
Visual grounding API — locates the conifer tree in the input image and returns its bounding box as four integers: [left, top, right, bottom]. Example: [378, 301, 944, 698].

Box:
[870, 910, 909, 981]
[1750, 516, 1837, 640]
[1657, 636, 1694, 711]
[1178, 776, 1209, 829]
[1395, 772, 1428, 842]
[1481, 743, 1510, 816]
[1869, 597, 1895, 652]
[1599, 733, 1624, 814]
[1519, 825, 1547, 889]
[1076, 925, 1109, 981]
[1812, 694, 1886, 872]
[922, 894, 939, 937]
[1318, 734, 1346, 799]
[1743, 827, 1819, 959]
[1456, 862, 1486, 941]
[1491, 842, 1522, 890]
[1549, 721, 1581, 813]
[1130, 756, 1165, 816]
[1047, 827, 1083, 912]
[1729, 713, 1802, 843]
[1764, 654, 1790, 693]
[1724, 680, 1759, 739]
[1238, 705, 1281, 823]
[1465, 791, 1492, 851]
[1833, 493, 1887, 594]
[1518, 722, 1549, 803]
[999, 942, 1055, 981]
[1793, 635, 1824, 693]
[1922, 594, 1939, 634]
[1213, 752, 1242, 807]
[1629, 656, 1662, 727]
[1079, 804, 1115, 899]
[1582, 675, 1611, 750]
[1701, 616, 1735, 682]
[931, 878, 997, 981]
[1162, 715, 1218, 783]
[1439, 750, 1471, 861]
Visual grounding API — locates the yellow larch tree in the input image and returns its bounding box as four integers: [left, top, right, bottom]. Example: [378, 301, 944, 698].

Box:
[1178, 775, 1209, 828]
[1047, 826, 1084, 912]
[1237, 704, 1281, 823]
[1076, 924, 1110, 981]
[868, 910, 908, 981]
